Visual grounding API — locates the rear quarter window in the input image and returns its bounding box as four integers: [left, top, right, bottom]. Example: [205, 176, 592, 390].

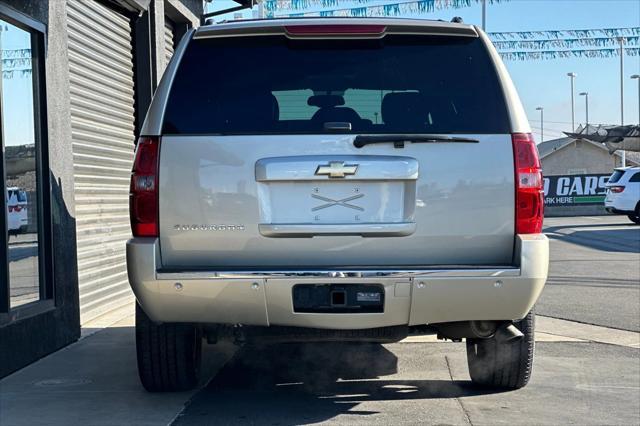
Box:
[608, 170, 625, 183]
[163, 34, 510, 135]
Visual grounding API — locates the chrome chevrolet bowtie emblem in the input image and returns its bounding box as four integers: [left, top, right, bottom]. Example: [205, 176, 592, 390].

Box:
[315, 161, 358, 178]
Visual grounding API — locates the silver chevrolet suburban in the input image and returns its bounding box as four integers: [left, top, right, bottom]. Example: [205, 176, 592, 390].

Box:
[127, 18, 548, 392]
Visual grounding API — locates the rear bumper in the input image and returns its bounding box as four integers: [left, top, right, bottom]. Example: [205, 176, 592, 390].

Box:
[605, 206, 634, 215]
[127, 234, 548, 329]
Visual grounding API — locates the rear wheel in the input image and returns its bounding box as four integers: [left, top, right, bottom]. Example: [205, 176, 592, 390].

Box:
[628, 204, 640, 224]
[135, 303, 202, 392]
[466, 311, 535, 389]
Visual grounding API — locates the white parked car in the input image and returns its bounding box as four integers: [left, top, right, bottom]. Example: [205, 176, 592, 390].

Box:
[7, 187, 29, 234]
[605, 167, 640, 224]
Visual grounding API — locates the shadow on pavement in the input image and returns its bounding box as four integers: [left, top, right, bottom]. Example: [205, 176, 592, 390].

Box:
[174, 342, 500, 426]
[7, 244, 38, 262]
[546, 227, 640, 253]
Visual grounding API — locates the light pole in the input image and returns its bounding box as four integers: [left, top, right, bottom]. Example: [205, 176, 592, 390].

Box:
[481, 0, 487, 30]
[632, 74, 640, 125]
[579, 92, 589, 127]
[567, 72, 577, 131]
[536, 107, 544, 142]
[617, 37, 626, 166]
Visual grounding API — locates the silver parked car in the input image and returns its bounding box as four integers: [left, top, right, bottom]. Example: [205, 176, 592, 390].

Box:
[127, 18, 548, 392]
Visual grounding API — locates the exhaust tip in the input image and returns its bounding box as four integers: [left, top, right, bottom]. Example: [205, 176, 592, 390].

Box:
[495, 324, 524, 343]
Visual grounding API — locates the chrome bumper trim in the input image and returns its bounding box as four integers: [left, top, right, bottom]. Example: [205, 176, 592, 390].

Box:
[258, 222, 417, 238]
[156, 267, 520, 280]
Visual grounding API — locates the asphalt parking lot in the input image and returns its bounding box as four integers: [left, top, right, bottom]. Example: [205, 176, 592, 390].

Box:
[7, 232, 40, 306]
[0, 216, 638, 426]
[539, 216, 640, 331]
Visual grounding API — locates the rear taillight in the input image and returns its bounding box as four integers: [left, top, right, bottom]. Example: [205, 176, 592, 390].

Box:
[610, 186, 625, 193]
[130, 137, 160, 237]
[14, 205, 22, 212]
[512, 133, 543, 234]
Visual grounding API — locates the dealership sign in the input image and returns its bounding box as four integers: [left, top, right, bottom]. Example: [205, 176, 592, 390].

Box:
[543, 174, 610, 206]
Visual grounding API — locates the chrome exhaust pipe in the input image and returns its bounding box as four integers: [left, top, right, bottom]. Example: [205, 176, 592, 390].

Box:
[494, 323, 524, 343]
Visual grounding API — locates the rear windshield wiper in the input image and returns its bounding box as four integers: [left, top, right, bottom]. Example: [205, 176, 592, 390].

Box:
[353, 134, 479, 148]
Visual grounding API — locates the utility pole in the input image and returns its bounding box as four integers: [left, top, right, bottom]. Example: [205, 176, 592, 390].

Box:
[618, 37, 626, 167]
[482, 0, 486, 31]
[579, 92, 589, 127]
[632, 74, 640, 125]
[536, 107, 544, 142]
[567, 72, 577, 131]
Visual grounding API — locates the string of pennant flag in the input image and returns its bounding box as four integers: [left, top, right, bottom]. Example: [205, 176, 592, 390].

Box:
[1, 49, 33, 78]
[499, 47, 639, 61]
[1, 58, 32, 68]
[2, 69, 31, 79]
[266, 0, 506, 17]
[488, 27, 640, 40]
[489, 27, 640, 60]
[1, 47, 31, 78]
[492, 36, 640, 50]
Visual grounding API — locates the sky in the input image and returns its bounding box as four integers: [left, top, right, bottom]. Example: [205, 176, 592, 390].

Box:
[207, 0, 640, 143]
[1, 18, 35, 147]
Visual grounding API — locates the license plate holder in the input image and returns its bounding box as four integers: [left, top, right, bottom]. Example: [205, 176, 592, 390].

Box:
[292, 284, 384, 313]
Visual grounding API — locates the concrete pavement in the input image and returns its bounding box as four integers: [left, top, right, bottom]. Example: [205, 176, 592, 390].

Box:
[1, 312, 638, 426]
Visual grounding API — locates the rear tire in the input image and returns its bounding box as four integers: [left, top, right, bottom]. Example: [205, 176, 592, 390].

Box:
[466, 311, 535, 390]
[628, 204, 640, 224]
[135, 303, 202, 392]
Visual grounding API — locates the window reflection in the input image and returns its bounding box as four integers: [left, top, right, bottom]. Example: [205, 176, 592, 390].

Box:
[1, 19, 40, 307]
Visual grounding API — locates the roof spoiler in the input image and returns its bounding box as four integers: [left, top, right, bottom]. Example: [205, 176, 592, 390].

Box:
[195, 18, 478, 39]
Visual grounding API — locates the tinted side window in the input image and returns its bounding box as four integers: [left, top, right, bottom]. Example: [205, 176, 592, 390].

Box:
[163, 35, 510, 135]
[629, 172, 640, 183]
[608, 170, 625, 183]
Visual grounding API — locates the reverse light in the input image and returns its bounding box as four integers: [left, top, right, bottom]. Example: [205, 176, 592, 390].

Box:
[512, 133, 544, 234]
[130, 137, 160, 237]
[609, 186, 625, 193]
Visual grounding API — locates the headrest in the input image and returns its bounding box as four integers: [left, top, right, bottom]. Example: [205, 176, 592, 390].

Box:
[311, 107, 362, 124]
[308, 95, 345, 108]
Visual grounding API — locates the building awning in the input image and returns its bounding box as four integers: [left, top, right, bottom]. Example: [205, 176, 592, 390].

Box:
[564, 124, 640, 153]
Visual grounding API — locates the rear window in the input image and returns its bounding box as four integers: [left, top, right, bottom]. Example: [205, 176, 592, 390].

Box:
[163, 34, 510, 135]
[6, 190, 26, 203]
[608, 170, 625, 183]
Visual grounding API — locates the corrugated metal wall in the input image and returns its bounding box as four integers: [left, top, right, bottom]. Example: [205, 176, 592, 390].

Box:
[164, 18, 175, 65]
[67, 0, 136, 324]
